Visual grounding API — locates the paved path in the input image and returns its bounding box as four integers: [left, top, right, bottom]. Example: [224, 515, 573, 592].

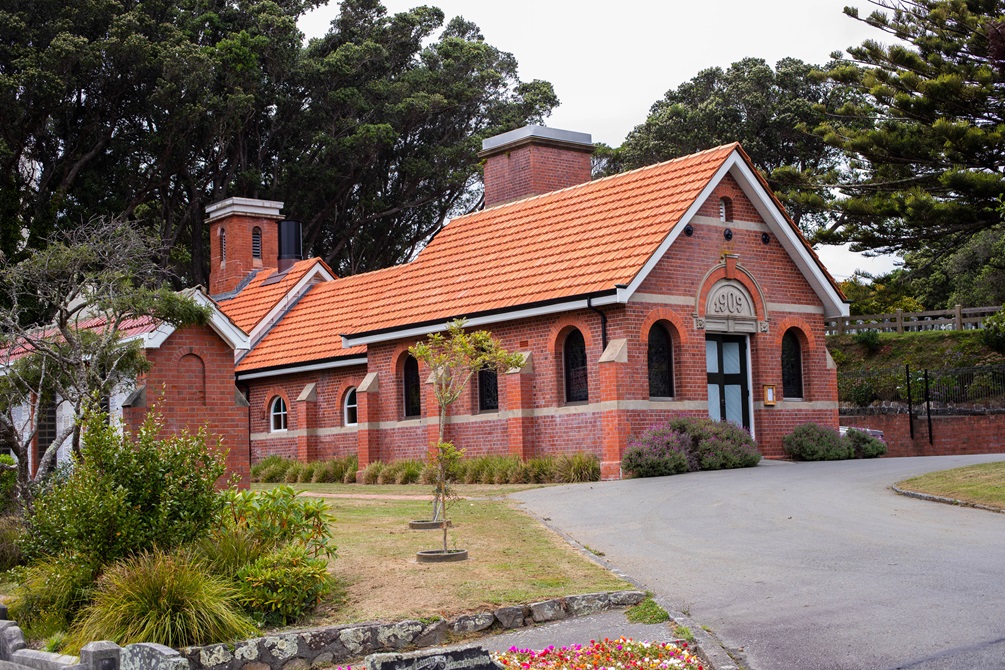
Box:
[512, 455, 1005, 670]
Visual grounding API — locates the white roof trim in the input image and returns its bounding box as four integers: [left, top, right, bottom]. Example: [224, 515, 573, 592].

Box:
[246, 262, 336, 346]
[726, 157, 848, 318]
[136, 290, 251, 352]
[620, 150, 848, 319]
[236, 356, 367, 381]
[341, 294, 620, 348]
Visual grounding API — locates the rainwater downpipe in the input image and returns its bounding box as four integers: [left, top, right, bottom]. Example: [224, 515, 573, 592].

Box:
[237, 379, 252, 481]
[586, 296, 608, 350]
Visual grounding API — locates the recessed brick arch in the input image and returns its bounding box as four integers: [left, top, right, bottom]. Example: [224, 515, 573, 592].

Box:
[639, 308, 691, 347]
[696, 261, 768, 321]
[548, 316, 594, 405]
[262, 386, 292, 425]
[774, 317, 814, 400]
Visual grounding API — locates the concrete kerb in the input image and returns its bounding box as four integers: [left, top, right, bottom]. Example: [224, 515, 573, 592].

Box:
[891, 485, 1005, 514]
[515, 502, 748, 670]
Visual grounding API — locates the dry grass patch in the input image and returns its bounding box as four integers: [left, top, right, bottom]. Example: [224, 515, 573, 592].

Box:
[313, 496, 628, 624]
[898, 461, 1005, 511]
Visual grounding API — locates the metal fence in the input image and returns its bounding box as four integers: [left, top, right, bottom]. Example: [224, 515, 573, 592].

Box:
[838, 363, 1005, 443]
[825, 305, 1000, 335]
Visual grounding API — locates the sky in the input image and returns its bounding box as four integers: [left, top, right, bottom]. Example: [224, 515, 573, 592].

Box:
[298, 0, 902, 281]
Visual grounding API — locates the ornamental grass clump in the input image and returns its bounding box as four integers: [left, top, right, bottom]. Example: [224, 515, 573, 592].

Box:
[493, 636, 703, 670]
[66, 549, 256, 652]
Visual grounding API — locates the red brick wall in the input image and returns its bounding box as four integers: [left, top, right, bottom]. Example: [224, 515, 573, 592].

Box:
[209, 215, 281, 295]
[483, 143, 592, 208]
[841, 414, 1005, 457]
[123, 325, 251, 486]
[240, 171, 839, 473]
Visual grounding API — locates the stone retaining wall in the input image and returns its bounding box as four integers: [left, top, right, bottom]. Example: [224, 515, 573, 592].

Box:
[0, 592, 646, 670]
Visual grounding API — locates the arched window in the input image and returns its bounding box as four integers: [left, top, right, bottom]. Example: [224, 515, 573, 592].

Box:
[219, 229, 227, 265]
[478, 368, 498, 412]
[563, 328, 588, 403]
[270, 396, 288, 432]
[782, 329, 804, 399]
[344, 387, 358, 426]
[648, 324, 674, 398]
[252, 227, 262, 259]
[403, 355, 421, 417]
[719, 197, 733, 223]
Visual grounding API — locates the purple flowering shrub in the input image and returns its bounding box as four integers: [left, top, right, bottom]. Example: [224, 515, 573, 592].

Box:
[621, 425, 693, 478]
[783, 423, 850, 460]
[622, 417, 761, 478]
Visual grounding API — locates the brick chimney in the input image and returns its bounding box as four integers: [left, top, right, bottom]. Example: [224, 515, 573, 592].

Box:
[206, 197, 284, 297]
[479, 126, 594, 208]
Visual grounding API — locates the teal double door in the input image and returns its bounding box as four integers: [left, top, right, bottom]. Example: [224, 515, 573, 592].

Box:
[705, 334, 750, 430]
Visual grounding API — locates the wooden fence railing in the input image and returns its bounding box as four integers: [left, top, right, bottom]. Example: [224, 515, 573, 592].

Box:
[825, 305, 1001, 335]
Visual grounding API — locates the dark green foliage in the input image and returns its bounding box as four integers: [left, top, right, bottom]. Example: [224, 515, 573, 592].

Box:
[24, 413, 226, 564]
[981, 306, 1005, 354]
[845, 428, 888, 459]
[0, 514, 25, 572]
[847, 380, 878, 407]
[66, 549, 256, 652]
[616, 57, 846, 233]
[622, 427, 692, 478]
[193, 527, 267, 580]
[783, 424, 853, 461]
[0, 0, 556, 284]
[218, 485, 336, 561]
[818, 1, 1005, 303]
[8, 554, 100, 640]
[854, 330, 882, 354]
[0, 454, 15, 513]
[236, 545, 332, 626]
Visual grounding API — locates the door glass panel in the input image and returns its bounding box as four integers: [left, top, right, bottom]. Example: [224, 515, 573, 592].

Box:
[707, 384, 721, 421]
[705, 340, 719, 373]
[724, 384, 743, 427]
[722, 341, 741, 375]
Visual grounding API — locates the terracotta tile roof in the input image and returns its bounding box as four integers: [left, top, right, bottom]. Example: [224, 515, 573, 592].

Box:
[0, 315, 161, 363]
[216, 259, 321, 333]
[235, 264, 408, 371]
[340, 144, 739, 337]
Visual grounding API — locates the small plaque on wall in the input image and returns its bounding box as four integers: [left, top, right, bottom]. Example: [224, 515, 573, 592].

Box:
[763, 385, 777, 406]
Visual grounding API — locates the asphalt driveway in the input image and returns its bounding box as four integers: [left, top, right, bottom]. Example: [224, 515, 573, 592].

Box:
[512, 455, 1005, 670]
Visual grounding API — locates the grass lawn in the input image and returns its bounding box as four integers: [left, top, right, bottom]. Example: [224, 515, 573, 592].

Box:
[293, 484, 630, 626]
[897, 461, 1005, 511]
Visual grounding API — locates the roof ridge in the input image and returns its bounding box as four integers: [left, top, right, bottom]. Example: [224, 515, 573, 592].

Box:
[462, 142, 739, 220]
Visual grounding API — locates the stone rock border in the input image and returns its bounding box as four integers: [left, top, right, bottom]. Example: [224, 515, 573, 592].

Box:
[891, 485, 1005, 514]
[0, 592, 646, 670]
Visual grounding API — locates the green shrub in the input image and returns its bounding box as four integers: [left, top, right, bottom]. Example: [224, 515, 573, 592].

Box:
[236, 544, 332, 626]
[854, 329, 882, 354]
[219, 485, 336, 560]
[250, 455, 286, 482]
[0, 454, 16, 513]
[24, 412, 226, 564]
[194, 526, 267, 579]
[845, 428, 887, 459]
[362, 460, 384, 484]
[847, 380, 877, 407]
[67, 549, 256, 652]
[0, 515, 24, 572]
[981, 306, 1005, 354]
[622, 426, 691, 478]
[783, 423, 851, 461]
[8, 554, 100, 640]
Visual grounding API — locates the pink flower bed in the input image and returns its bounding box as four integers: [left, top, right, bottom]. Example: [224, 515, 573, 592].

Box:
[492, 636, 703, 670]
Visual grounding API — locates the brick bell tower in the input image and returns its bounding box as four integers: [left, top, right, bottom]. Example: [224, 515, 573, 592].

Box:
[206, 197, 284, 297]
[479, 126, 594, 208]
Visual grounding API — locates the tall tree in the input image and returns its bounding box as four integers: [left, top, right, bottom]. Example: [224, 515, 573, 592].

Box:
[0, 219, 207, 509]
[0, 0, 555, 283]
[615, 58, 848, 232]
[817, 0, 1005, 265]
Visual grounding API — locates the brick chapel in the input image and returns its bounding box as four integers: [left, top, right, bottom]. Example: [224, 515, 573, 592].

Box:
[70, 126, 851, 482]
